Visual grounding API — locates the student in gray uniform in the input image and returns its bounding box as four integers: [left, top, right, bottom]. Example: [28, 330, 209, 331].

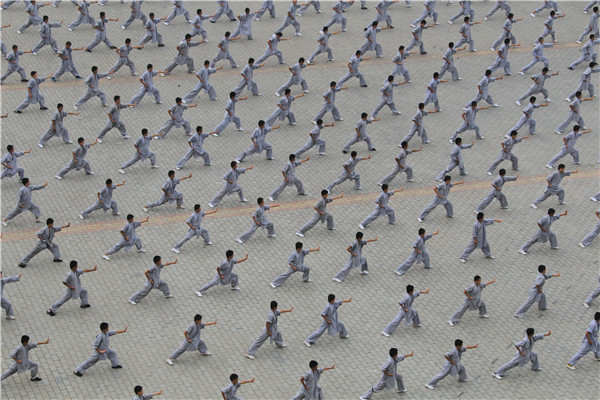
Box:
[466, 70, 502, 107]
[270, 242, 319, 288]
[270, 154, 309, 201]
[418, 176, 464, 222]
[32, 16, 62, 55]
[1, 45, 31, 84]
[323, 1, 346, 31]
[511, 98, 547, 136]
[579, 210, 600, 248]
[80, 179, 124, 219]
[307, 26, 339, 64]
[519, 37, 553, 74]
[425, 340, 478, 390]
[73, 322, 127, 376]
[236, 120, 279, 162]
[402, 105, 437, 145]
[566, 312, 600, 369]
[189, 8, 209, 40]
[313, 81, 346, 124]
[491, 13, 522, 51]
[361, 21, 389, 58]
[326, 152, 371, 193]
[547, 126, 591, 168]
[292, 361, 335, 399]
[394, 228, 439, 275]
[460, 213, 502, 264]
[493, 328, 551, 379]
[14, 71, 52, 113]
[255, 32, 288, 65]
[245, 301, 293, 359]
[231, 8, 254, 40]
[555, 92, 593, 134]
[67, 0, 96, 31]
[119, 129, 157, 173]
[176, 126, 211, 169]
[412, 0, 438, 26]
[566, 62, 600, 101]
[210, 0, 236, 23]
[143, 170, 192, 212]
[210, 32, 239, 68]
[390, 45, 411, 82]
[166, 315, 217, 364]
[265, 89, 303, 127]
[514, 265, 560, 316]
[372, 76, 405, 118]
[17, 1, 47, 33]
[210, 92, 247, 136]
[380, 143, 422, 184]
[381, 286, 429, 336]
[152, 98, 197, 140]
[485, 0, 510, 20]
[360, 348, 414, 399]
[1, 272, 21, 320]
[122, 0, 147, 29]
[18, 218, 69, 267]
[129, 64, 162, 106]
[304, 294, 352, 346]
[138, 12, 166, 47]
[275, 0, 301, 36]
[74, 66, 108, 110]
[46, 261, 96, 316]
[454, 16, 480, 52]
[530, 165, 577, 208]
[516, 68, 557, 104]
[333, 232, 377, 282]
[423, 72, 447, 112]
[276, 58, 311, 96]
[475, 170, 518, 213]
[102, 214, 148, 260]
[569, 35, 600, 70]
[296, 190, 343, 237]
[133, 386, 163, 400]
[296, 0, 320, 16]
[359, 185, 401, 229]
[163, 0, 191, 24]
[450, 103, 488, 142]
[1, 145, 30, 180]
[448, 0, 475, 24]
[1, 335, 49, 382]
[160, 35, 201, 77]
[487, 131, 528, 174]
[537, 10, 563, 43]
[97, 95, 134, 142]
[406, 19, 431, 55]
[576, 7, 600, 43]
[222, 374, 255, 400]
[236, 198, 280, 244]
[233, 58, 264, 96]
[85, 12, 119, 52]
[294, 120, 334, 157]
[343, 113, 378, 153]
[489, 38, 515, 75]
[208, 162, 253, 208]
[337, 50, 370, 89]
[52, 41, 84, 81]
[520, 209, 567, 254]
[172, 204, 216, 253]
[55, 137, 97, 179]
[449, 276, 496, 325]
[183, 61, 221, 102]
[129, 256, 177, 304]
[439, 42, 466, 81]
[583, 275, 600, 308]
[2, 178, 46, 226]
[196, 251, 248, 296]
[437, 138, 473, 180]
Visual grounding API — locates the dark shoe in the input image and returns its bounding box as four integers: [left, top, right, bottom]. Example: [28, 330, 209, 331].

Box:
[80, 304, 91, 308]
[40, 107, 48, 110]
[567, 66, 574, 70]
[110, 46, 117, 49]
[75, 75, 82, 79]
[30, 377, 42, 381]
[53, 258, 63, 263]
[18, 262, 26, 268]
[14, 110, 22, 114]
[21, 79, 28, 82]
[158, 44, 165, 47]
[370, 148, 377, 151]
[421, 51, 428, 55]
[388, 25, 394, 29]
[363, 27, 367, 31]
[74, 371, 82, 377]
[47, 310, 56, 316]
[111, 365, 123, 369]
[85, 49, 92, 52]
[342, 150, 348, 154]
[209, 20, 216, 23]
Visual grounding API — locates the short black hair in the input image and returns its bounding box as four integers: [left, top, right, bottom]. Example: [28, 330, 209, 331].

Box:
[406, 285, 414, 293]
[134, 386, 143, 395]
[389, 348, 398, 357]
[296, 242, 303, 249]
[270, 301, 278, 309]
[194, 314, 202, 321]
[153, 255, 161, 263]
[226, 250, 234, 258]
[21, 335, 30, 344]
[455, 339, 463, 347]
[328, 294, 335, 302]
[538, 264, 546, 273]
[100, 322, 109, 331]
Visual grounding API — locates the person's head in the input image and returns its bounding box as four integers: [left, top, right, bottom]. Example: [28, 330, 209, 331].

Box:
[595, 312, 600, 322]
[78, 137, 85, 146]
[226, 249, 234, 260]
[538, 264, 546, 273]
[257, 197, 264, 206]
[455, 137, 462, 146]
[127, 214, 134, 222]
[372, 21, 378, 27]
[400, 141, 408, 149]
[590, 34, 596, 41]
[22, 177, 29, 186]
[448, 42, 454, 48]
[464, 16, 470, 23]
[231, 161, 238, 170]
[321, 189, 328, 199]
[455, 339, 463, 348]
[295, 241, 303, 251]
[485, 69, 492, 77]
[43, 15, 49, 22]
[477, 212, 484, 221]
[100, 322, 109, 332]
[504, 38, 510, 45]
[433, 72, 439, 79]
[258, 120, 265, 128]
[12, 44, 18, 52]
[147, 63, 153, 71]
[509, 130, 517, 138]
[557, 164, 565, 172]
[288, 154, 296, 162]
[114, 95, 120, 104]
[6, 144, 14, 153]
[316, 118, 323, 126]
[183, 34, 191, 43]
[285, 88, 291, 97]
[299, 57, 305, 64]
[270, 301, 278, 310]
[153, 255, 161, 265]
[575, 91, 582, 99]
[594, 6, 599, 13]
[31, 71, 37, 79]
[322, 26, 328, 32]
[197, 9, 203, 15]
[194, 314, 202, 323]
[148, 12, 155, 18]
[100, 11, 105, 18]
[134, 386, 143, 396]
[474, 275, 481, 284]
[399, 45, 405, 53]
[406, 285, 414, 294]
[276, 32, 283, 38]
[550, 10, 555, 17]
[230, 374, 239, 384]
[351, 151, 357, 158]
[46, 218, 54, 227]
[444, 175, 452, 183]
[382, 183, 389, 192]
[248, 57, 255, 65]
[328, 294, 335, 303]
[329, 81, 336, 88]
[356, 231, 363, 240]
[361, 112, 369, 120]
[196, 126, 203, 134]
[526, 328, 535, 337]
[508, 13, 514, 19]
[204, 60, 210, 67]
[21, 335, 30, 345]
[591, 62, 598, 68]
[538, 37, 544, 44]
[418, 228, 426, 237]
[125, 38, 131, 45]
[229, 91, 236, 99]
[471, 101, 477, 109]
[387, 75, 394, 82]
[175, 97, 182, 105]
[105, 178, 112, 187]
[355, 50, 362, 56]
[499, 168, 506, 176]
[91, 66, 98, 74]
[70, 260, 78, 271]
[194, 204, 201, 212]
[309, 360, 319, 370]
[420, 19, 426, 26]
[573, 125, 581, 132]
[168, 170, 175, 179]
[57, 103, 64, 111]
[141, 128, 148, 137]
[389, 348, 398, 357]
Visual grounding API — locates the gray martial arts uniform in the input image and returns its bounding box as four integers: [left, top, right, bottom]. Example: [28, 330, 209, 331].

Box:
[584, 275, 600, 306]
[4, 184, 43, 221]
[1, 151, 25, 180]
[275, 2, 300, 34]
[183, 67, 218, 102]
[521, 214, 561, 252]
[406, 24, 427, 54]
[467, 75, 498, 107]
[488, 137, 522, 173]
[56, 143, 92, 178]
[247, 309, 284, 355]
[190, 13, 209, 39]
[295, 124, 325, 156]
[402, 110, 429, 144]
[139, 18, 163, 46]
[449, 282, 488, 323]
[121, 135, 156, 169]
[1, 275, 20, 317]
[1, 342, 39, 380]
[391, 50, 410, 81]
[323, 1, 345, 31]
[456, 21, 476, 51]
[18, 2, 44, 32]
[222, 382, 241, 400]
[130, 262, 170, 302]
[337, 55, 367, 88]
[568, 319, 600, 365]
[237, 126, 274, 161]
[98, 104, 128, 139]
[276, 62, 308, 95]
[19, 225, 62, 266]
[517, 71, 552, 102]
[271, 249, 310, 287]
[238, 205, 274, 242]
[297, 0, 320, 15]
[538, 14, 557, 43]
[54, 46, 81, 79]
[567, 66, 600, 100]
[292, 368, 324, 400]
[75, 72, 107, 107]
[450, 106, 482, 141]
[489, 42, 512, 74]
[81, 184, 119, 217]
[423, 77, 441, 111]
[163, 40, 199, 75]
[419, 182, 455, 219]
[372, 81, 400, 118]
[87, 17, 115, 50]
[210, 36, 237, 68]
[210, 0, 235, 22]
[383, 292, 421, 334]
[198, 258, 239, 292]
[413, 0, 438, 26]
[344, 118, 374, 151]
[510, 103, 539, 135]
[326, 156, 362, 193]
[49, 268, 89, 311]
[492, 17, 518, 50]
[380, 149, 413, 184]
[334, 239, 368, 280]
[169, 322, 208, 359]
[581, 211, 600, 247]
[255, 0, 276, 19]
[107, 221, 142, 254]
[571, 38, 600, 69]
[556, 98, 585, 133]
[476, 175, 516, 212]
[516, 271, 554, 316]
[533, 170, 571, 205]
[395, 234, 432, 274]
[361, 25, 383, 57]
[297, 197, 334, 234]
[548, 130, 583, 167]
[122, 0, 147, 29]
[209, 168, 246, 206]
[155, 104, 191, 138]
[496, 334, 544, 375]
[439, 46, 459, 81]
[577, 11, 600, 42]
[15, 77, 47, 111]
[1, 50, 27, 83]
[108, 44, 136, 76]
[68, 1, 94, 30]
[308, 31, 334, 64]
[213, 97, 242, 134]
[145, 177, 183, 209]
[437, 143, 472, 179]
[255, 34, 284, 65]
[164, 0, 190, 23]
[32, 21, 61, 54]
[306, 300, 348, 343]
[427, 346, 468, 386]
[232, 12, 254, 39]
[176, 132, 211, 168]
[75, 330, 119, 372]
[314, 87, 341, 122]
[361, 191, 395, 227]
[233, 63, 261, 95]
[361, 355, 406, 398]
[270, 160, 305, 200]
[533, 0, 559, 14]
[174, 211, 211, 249]
[449, 0, 475, 22]
[486, 0, 510, 19]
[521, 42, 553, 73]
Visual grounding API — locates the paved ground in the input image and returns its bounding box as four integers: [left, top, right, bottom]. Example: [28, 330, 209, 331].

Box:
[1, 1, 599, 399]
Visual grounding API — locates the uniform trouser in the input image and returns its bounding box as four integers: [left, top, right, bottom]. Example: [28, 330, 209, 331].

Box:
[492, 32, 516, 50]
[380, 165, 412, 184]
[476, 190, 507, 212]
[1, 66, 26, 82]
[32, 38, 58, 53]
[451, 122, 481, 141]
[164, 58, 194, 75]
[449, 300, 487, 323]
[383, 310, 419, 334]
[231, 26, 253, 40]
[405, 38, 425, 54]
[334, 259, 368, 281]
[98, 120, 127, 139]
[255, 2, 276, 18]
[247, 330, 283, 355]
[87, 35, 115, 51]
[556, 111, 584, 133]
[82, 200, 118, 217]
[75, 88, 107, 107]
[109, 58, 135, 75]
[20, 241, 61, 265]
[68, 14, 94, 29]
[581, 222, 600, 246]
[54, 63, 80, 80]
[76, 349, 119, 372]
[0, 167, 25, 180]
[521, 230, 558, 251]
[16, 94, 46, 111]
[40, 127, 71, 145]
[271, 178, 305, 199]
[577, 27, 598, 43]
[428, 365, 466, 386]
[308, 46, 333, 63]
[516, 290, 546, 315]
[533, 186, 564, 204]
[237, 143, 272, 162]
[1, 362, 38, 380]
[130, 281, 170, 302]
[372, 100, 399, 117]
[568, 341, 600, 365]
[343, 135, 374, 152]
[489, 58, 511, 74]
[455, 37, 475, 51]
[326, 173, 360, 192]
[156, 119, 191, 137]
[569, 52, 597, 69]
[175, 228, 210, 249]
[297, 1, 320, 14]
[50, 288, 89, 311]
[360, 42, 383, 58]
[199, 274, 238, 292]
[210, 185, 244, 205]
[439, 62, 459, 80]
[361, 207, 395, 226]
[18, 18, 40, 33]
[469, 93, 495, 106]
[419, 199, 453, 219]
[255, 49, 284, 65]
[123, 12, 147, 28]
[214, 115, 241, 134]
[521, 56, 550, 73]
[584, 1, 600, 12]
[518, 87, 548, 102]
[489, 153, 518, 173]
[170, 341, 208, 359]
[139, 32, 164, 46]
[1, 296, 14, 316]
[568, 83, 595, 100]
[404, 124, 428, 144]
[460, 242, 492, 259]
[176, 149, 210, 168]
[362, 374, 405, 398]
[496, 354, 539, 375]
[122, 152, 156, 169]
[585, 283, 600, 305]
[337, 70, 366, 87]
[298, 212, 334, 234]
[277, 77, 308, 95]
[295, 137, 325, 156]
[184, 82, 217, 102]
[449, 8, 475, 22]
[233, 78, 259, 95]
[437, 160, 465, 180]
[271, 265, 309, 287]
[107, 238, 142, 255]
[5, 203, 41, 220]
[486, 2, 511, 18]
[325, 15, 346, 30]
[239, 220, 274, 242]
[396, 252, 430, 274]
[165, 9, 190, 23]
[548, 147, 579, 167]
[130, 85, 161, 105]
[510, 115, 536, 135]
[211, 51, 238, 68]
[146, 193, 183, 208]
[210, 7, 234, 21]
[413, 9, 438, 25]
[275, 18, 300, 34]
[306, 320, 347, 343]
[190, 26, 207, 40]
[56, 160, 92, 178]
[391, 64, 410, 81]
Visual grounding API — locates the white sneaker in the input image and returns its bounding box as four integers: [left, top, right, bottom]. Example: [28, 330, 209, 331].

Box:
[360, 271, 369, 275]
[546, 164, 553, 169]
[566, 364, 575, 370]
[492, 103, 499, 107]
[172, 247, 180, 254]
[5, 315, 16, 320]
[196, 291, 202, 297]
[128, 299, 137, 305]
[118, 169, 126, 174]
[515, 100, 521, 106]
[268, 196, 274, 202]
[493, 372, 502, 379]
[102, 255, 110, 261]
[358, 224, 365, 230]
[270, 283, 277, 289]
[38, 143, 44, 148]
[303, 341, 311, 347]
[241, 198, 248, 202]
[236, 238, 243, 244]
[425, 384, 434, 390]
[487, 255, 496, 259]
[486, 171, 492, 176]
[1, 220, 7, 227]
[448, 321, 454, 326]
[460, 258, 466, 263]
[231, 286, 241, 291]
[166, 358, 173, 365]
[205, 242, 213, 245]
[519, 249, 527, 255]
[518, 71, 525, 75]
[79, 214, 84, 220]
[295, 32, 302, 36]
[164, 294, 173, 298]
[245, 353, 255, 359]
[332, 278, 342, 283]
[417, 218, 423, 223]
[583, 302, 590, 309]
[208, 202, 215, 208]
[479, 314, 489, 318]
[296, 232, 304, 237]
[381, 331, 390, 337]
[137, 249, 146, 253]
[55, 175, 62, 180]
[530, 203, 538, 209]
[394, 271, 403, 276]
